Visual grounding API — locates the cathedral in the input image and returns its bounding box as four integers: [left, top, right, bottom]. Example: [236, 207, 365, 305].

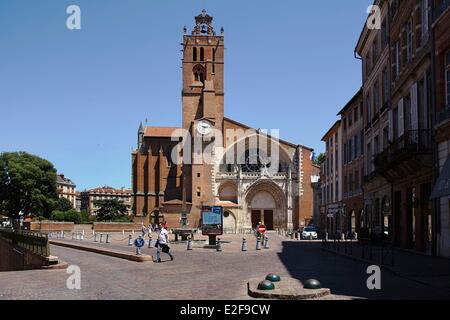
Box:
[131, 10, 315, 232]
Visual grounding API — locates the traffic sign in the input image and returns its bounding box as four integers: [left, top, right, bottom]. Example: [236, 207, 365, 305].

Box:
[258, 225, 266, 234]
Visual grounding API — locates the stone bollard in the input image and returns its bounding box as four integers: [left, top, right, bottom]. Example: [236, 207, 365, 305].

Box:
[187, 237, 193, 251]
[241, 238, 248, 252]
[354, 232, 358, 241]
[256, 236, 262, 250]
[216, 238, 222, 252]
[341, 233, 345, 241]
[100, 234, 104, 243]
[132, 230, 135, 235]
[94, 233, 98, 242]
[122, 230, 125, 235]
[325, 232, 329, 241]
[309, 234, 313, 241]
[264, 236, 270, 249]
[72, 233, 75, 240]
[80, 233, 84, 241]
[82, 230, 85, 236]
[60, 230, 64, 238]
[148, 236, 153, 248]
[128, 234, 133, 246]
[106, 234, 110, 243]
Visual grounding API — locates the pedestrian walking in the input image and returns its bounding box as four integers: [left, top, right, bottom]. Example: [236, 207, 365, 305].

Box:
[134, 235, 145, 255]
[156, 223, 173, 263]
[141, 223, 147, 237]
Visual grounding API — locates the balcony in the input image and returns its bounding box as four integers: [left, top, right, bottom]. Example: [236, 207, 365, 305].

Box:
[374, 130, 433, 181]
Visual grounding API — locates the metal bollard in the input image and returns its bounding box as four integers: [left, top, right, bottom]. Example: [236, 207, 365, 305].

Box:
[72, 233, 75, 240]
[341, 233, 345, 241]
[122, 230, 125, 235]
[106, 234, 110, 243]
[80, 233, 84, 241]
[354, 232, 358, 241]
[309, 234, 313, 241]
[128, 234, 132, 246]
[264, 236, 270, 249]
[60, 230, 64, 238]
[94, 233, 98, 242]
[216, 238, 222, 252]
[241, 238, 248, 251]
[100, 234, 104, 243]
[256, 237, 262, 250]
[187, 237, 193, 250]
[325, 232, 329, 241]
[132, 230, 135, 235]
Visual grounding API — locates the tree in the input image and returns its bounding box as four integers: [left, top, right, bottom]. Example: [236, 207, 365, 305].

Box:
[56, 197, 73, 212]
[313, 153, 325, 165]
[0, 152, 58, 219]
[94, 199, 129, 221]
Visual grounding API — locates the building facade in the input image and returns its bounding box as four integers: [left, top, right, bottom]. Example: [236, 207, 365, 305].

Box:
[56, 174, 77, 209]
[131, 11, 316, 232]
[80, 187, 132, 216]
[431, 0, 450, 257]
[339, 90, 364, 237]
[321, 121, 343, 236]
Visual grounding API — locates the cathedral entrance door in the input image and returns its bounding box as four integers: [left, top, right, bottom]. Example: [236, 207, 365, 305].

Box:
[263, 210, 274, 230]
[251, 210, 261, 229]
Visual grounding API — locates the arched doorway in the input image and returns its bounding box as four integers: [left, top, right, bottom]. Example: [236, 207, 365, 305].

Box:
[245, 181, 286, 230]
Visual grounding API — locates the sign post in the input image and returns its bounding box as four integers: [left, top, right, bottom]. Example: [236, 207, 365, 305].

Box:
[202, 206, 223, 246]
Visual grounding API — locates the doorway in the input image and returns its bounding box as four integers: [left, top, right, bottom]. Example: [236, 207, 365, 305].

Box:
[251, 210, 261, 229]
[264, 210, 274, 230]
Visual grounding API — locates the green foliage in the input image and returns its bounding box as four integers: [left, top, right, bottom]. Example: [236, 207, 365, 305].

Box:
[50, 210, 65, 222]
[50, 209, 83, 224]
[313, 153, 325, 165]
[0, 152, 58, 219]
[56, 197, 73, 212]
[94, 198, 129, 221]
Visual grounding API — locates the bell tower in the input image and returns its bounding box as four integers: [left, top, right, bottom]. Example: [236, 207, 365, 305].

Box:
[182, 10, 224, 132]
[181, 10, 225, 216]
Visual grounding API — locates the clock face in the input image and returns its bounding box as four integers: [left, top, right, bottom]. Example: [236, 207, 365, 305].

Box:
[196, 120, 212, 135]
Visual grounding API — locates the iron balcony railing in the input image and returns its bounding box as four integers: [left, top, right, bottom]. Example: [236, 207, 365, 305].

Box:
[0, 228, 50, 257]
[374, 130, 431, 169]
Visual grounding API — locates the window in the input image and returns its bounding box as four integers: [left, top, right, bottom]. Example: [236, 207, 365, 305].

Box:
[382, 68, 389, 105]
[197, 173, 201, 178]
[193, 47, 197, 61]
[406, 20, 413, 63]
[374, 135, 380, 155]
[354, 135, 359, 157]
[393, 107, 399, 139]
[344, 175, 348, 194]
[348, 139, 353, 162]
[381, 19, 387, 48]
[349, 110, 353, 127]
[395, 41, 401, 77]
[383, 127, 389, 149]
[373, 82, 380, 115]
[421, 0, 429, 45]
[200, 47, 205, 61]
[366, 93, 372, 123]
[372, 37, 378, 67]
[366, 142, 372, 174]
[446, 51, 450, 106]
[212, 48, 216, 73]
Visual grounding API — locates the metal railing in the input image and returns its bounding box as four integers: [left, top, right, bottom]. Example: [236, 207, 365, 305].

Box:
[0, 228, 50, 257]
[322, 235, 395, 267]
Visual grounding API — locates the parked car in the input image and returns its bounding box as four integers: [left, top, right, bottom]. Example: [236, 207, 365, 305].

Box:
[301, 226, 318, 239]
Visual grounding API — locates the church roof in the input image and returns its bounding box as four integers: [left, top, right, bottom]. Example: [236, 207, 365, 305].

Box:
[144, 126, 181, 138]
[223, 117, 314, 152]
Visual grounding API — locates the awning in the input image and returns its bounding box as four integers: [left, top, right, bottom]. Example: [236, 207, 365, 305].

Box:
[431, 157, 450, 199]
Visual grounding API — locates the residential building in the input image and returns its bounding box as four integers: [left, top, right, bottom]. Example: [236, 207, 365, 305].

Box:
[431, 0, 450, 257]
[338, 89, 364, 236]
[56, 174, 77, 209]
[80, 187, 132, 216]
[356, 0, 392, 241]
[320, 121, 343, 236]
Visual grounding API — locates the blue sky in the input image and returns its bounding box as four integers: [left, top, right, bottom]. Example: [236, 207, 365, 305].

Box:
[0, 0, 371, 190]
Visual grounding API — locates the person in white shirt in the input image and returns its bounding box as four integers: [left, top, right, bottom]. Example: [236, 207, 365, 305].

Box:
[156, 223, 173, 263]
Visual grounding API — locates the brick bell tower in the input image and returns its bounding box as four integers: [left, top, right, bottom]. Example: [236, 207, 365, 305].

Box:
[181, 10, 224, 222]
